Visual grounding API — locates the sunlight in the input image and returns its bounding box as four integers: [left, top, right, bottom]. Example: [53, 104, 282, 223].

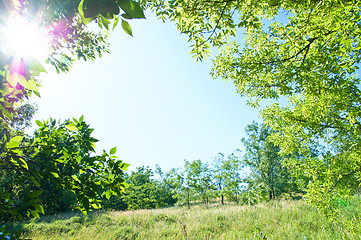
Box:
[0, 13, 50, 60]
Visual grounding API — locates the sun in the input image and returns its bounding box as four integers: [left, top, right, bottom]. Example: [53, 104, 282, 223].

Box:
[0, 13, 50, 61]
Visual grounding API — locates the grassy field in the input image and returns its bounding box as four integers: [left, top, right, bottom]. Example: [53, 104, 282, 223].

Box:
[19, 199, 361, 240]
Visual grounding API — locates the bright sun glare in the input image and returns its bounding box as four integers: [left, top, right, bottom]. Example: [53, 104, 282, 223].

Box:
[1, 13, 50, 60]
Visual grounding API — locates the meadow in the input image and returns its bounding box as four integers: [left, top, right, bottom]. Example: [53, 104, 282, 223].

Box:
[19, 198, 361, 240]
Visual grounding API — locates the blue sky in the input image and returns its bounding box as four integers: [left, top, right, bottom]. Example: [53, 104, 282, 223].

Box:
[32, 11, 260, 172]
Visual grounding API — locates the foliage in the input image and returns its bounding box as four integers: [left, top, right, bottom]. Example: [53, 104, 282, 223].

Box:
[0, 103, 77, 216]
[157, 167, 187, 207]
[0, 1, 145, 236]
[102, 166, 176, 210]
[0, 1, 144, 239]
[145, 0, 361, 213]
[183, 160, 214, 205]
[241, 122, 302, 203]
[0, 116, 129, 240]
[125, 166, 176, 210]
[0, 0, 145, 118]
[211, 152, 244, 204]
[150, 161, 216, 208]
[2, 0, 360, 233]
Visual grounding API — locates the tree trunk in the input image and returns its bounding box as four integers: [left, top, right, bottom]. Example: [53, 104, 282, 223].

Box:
[187, 190, 190, 209]
[269, 189, 275, 200]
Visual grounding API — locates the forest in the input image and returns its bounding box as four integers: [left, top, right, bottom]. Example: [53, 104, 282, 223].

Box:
[1, 0, 361, 239]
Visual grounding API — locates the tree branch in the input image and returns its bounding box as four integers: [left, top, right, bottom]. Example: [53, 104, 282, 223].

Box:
[199, 1, 229, 45]
[328, 168, 360, 193]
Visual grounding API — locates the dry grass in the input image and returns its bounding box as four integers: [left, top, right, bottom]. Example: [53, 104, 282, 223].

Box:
[21, 198, 361, 240]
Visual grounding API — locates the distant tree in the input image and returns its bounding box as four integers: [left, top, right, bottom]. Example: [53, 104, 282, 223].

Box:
[154, 165, 179, 205]
[241, 122, 300, 202]
[8, 103, 37, 132]
[160, 167, 191, 208]
[102, 166, 176, 210]
[211, 152, 244, 204]
[125, 166, 158, 210]
[184, 160, 214, 205]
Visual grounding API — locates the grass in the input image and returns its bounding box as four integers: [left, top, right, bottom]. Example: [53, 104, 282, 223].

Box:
[20, 198, 361, 239]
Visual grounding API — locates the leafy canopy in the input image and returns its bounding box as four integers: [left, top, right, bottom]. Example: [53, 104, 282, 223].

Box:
[0, 0, 145, 233]
[1, 116, 130, 221]
[0, 0, 145, 119]
[145, 0, 361, 212]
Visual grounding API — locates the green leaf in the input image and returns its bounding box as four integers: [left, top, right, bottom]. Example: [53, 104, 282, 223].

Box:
[80, 208, 88, 215]
[35, 120, 44, 127]
[72, 117, 79, 124]
[29, 190, 43, 198]
[6, 141, 20, 149]
[121, 19, 133, 36]
[10, 136, 23, 142]
[18, 157, 28, 170]
[33, 91, 41, 97]
[10, 158, 19, 166]
[100, 15, 110, 30]
[91, 203, 101, 209]
[79, 115, 84, 122]
[34, 204, 45, 214]
[65, 123, 78, 131]
[50, 172, 59, 178]
[25, 56, 47, 74]
[120, 163, 130, 170]
[7, 72, 26, 88]
[113, 16, 120, 30]
[121, 13, 132, 19]
[105, 190, 112, 200]
[0, 105, 13, 119]
[30, 210, 40, 218]
[6, 73, 39, 92]
[100, 0, 120, 19]
[30, 177, 41, 187]
[21, 78, 39, 92]
[110, 146, 117, 155]
[118, 0, 145, 19]
[78, 0, 95, 25]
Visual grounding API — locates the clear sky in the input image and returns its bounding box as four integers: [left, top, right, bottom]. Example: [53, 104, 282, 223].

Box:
[31, 11, 261, 172]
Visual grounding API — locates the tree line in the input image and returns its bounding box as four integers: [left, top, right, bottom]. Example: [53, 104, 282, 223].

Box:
[1, 116, 310, 217]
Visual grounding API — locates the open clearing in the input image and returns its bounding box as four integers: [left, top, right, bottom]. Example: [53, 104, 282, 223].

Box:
[20, 199, 361, 239]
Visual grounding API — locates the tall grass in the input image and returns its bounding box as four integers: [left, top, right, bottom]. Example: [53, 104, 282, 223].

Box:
[21, 198, 361, 239]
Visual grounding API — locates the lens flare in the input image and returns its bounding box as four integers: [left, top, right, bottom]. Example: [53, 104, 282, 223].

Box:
[0, 13, 50, 60]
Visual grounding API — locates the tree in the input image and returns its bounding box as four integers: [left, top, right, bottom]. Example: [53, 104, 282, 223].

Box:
[211, 152, 244, 204]
[1, 117, 130, 222]
[241, 122, 302, 202]
[0, 0, 146, 228]
[146, 0, 361, 211]
[184, 160, 214, 205]
[0, 1, 146, 238]
[154, 165, 179, 206]
[159, 167, 188, 207]
[102, 166, 176, 210]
